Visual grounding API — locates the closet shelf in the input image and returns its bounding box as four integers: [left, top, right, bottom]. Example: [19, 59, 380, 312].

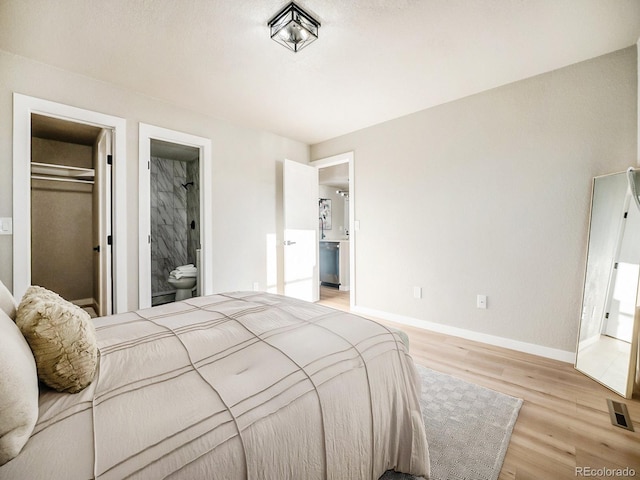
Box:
[31, 162, 95, 181]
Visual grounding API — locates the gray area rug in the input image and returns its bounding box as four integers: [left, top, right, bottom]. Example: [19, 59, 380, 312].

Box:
[380, 364, 523, 480]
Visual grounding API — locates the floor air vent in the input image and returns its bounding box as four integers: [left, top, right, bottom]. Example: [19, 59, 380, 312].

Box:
[606, 399, 634, 432]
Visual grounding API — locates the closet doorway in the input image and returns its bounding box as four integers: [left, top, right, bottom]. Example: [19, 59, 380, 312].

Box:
[12, 93, 128, 314]
[29, 114, 112, 317]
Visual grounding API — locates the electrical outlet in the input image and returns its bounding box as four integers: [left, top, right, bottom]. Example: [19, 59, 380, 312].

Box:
[413, 286, 422, 299]
[253, 282, 260, 291]
[477, 294, 487, 309]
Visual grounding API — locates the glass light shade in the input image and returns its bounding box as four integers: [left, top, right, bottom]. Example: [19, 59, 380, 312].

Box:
[268, 2, 320, 52]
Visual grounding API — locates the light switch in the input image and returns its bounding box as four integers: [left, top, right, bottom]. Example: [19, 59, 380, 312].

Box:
[0, 218, 12, 235]
[477, 294, 487, 309]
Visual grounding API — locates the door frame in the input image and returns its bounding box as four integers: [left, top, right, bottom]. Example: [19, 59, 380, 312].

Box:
[310, 151, 355, 308]
[138, 123, 213, 309]
[94, 128, 113, 316]
[12, 93, 128, 313]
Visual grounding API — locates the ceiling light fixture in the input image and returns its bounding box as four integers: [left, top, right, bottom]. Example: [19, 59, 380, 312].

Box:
[268, 2, 320, 53]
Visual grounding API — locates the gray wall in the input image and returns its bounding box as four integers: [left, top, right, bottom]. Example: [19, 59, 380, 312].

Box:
[311, 47, 638, 353]
[0, 50, 309, 308]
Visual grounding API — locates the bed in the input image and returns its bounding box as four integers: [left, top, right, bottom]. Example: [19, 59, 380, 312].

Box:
[0, 290, 429, 479]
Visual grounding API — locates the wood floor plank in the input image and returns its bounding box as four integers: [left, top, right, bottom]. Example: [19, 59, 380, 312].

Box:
[317, 287, 640, 479]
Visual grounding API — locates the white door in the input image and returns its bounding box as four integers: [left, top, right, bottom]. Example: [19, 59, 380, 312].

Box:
[95, 129, 113, 316]
[283, 159, 319, 302]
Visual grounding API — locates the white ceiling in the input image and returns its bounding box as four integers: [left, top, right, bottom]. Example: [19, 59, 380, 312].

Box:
[1, 1, 639, 145]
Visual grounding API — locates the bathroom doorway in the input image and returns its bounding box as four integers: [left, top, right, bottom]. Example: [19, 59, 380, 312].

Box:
[149, 141, 200, 306]
[138, 124, 213, 309]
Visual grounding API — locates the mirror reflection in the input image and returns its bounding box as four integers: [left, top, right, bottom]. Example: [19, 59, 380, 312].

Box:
[576, 171, 640, 398]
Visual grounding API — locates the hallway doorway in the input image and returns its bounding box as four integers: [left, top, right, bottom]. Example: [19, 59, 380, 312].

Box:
[311, 152, 355, 309]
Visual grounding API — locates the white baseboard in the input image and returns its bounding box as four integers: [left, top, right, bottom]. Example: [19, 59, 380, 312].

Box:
[352, 305, 576, 364]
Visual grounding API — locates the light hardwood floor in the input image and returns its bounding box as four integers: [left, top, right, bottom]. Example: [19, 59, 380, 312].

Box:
[318, 287, 640, 479]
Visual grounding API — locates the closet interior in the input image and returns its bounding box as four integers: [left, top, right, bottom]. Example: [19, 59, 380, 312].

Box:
[30, 114, 110, 317]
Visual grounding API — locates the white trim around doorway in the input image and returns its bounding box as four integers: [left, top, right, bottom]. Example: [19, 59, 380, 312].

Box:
[138, 123, 213, 309]
[12, 93, 128, 313]
[310, 151, 355, 309]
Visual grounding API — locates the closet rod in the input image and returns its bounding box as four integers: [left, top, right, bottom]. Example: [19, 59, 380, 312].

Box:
[31, 175, 94, 185]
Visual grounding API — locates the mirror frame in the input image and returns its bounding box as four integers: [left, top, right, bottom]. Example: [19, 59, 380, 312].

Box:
[575, 171, 640, 399]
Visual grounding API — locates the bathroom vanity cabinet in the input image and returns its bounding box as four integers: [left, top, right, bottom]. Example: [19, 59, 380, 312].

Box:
[319, 240, 350, 290]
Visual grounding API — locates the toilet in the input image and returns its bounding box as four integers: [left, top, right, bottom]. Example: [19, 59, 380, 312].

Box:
[167, 264, 198, 301]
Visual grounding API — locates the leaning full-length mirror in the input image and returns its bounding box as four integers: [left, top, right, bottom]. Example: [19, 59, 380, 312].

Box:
[576, 171, 640, 398]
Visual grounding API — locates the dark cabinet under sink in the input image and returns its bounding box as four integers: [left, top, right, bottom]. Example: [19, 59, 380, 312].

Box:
[319, 241, 340, 286]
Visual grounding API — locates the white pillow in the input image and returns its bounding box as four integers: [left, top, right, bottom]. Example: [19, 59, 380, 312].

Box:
[0, 280, 17, 321]
[16, 286, 98, 394]
[0, 308, 39, 466]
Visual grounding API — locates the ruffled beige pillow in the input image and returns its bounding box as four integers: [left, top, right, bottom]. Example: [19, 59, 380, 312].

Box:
[16, 286, 98, 394]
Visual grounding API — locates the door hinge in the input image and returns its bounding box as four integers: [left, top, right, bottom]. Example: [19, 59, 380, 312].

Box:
[148, 235, 151, 244]
[605, 312, 610, 319]
[614, 262, 618, 269]
[107, 235, 112, 246]
[107, 154, 113, 165]
[624, 211, 628, 218]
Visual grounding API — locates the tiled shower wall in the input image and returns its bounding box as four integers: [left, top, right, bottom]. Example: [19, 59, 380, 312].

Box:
[187, 158, 200, 267]
[150, 156, 200, 296]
